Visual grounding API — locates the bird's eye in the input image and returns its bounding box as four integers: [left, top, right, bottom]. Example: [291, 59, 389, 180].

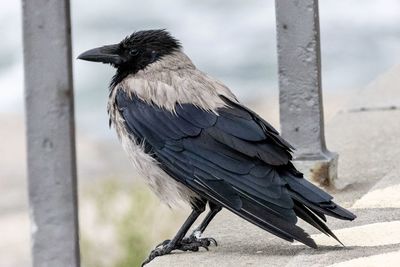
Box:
[129, 49, 139, 56]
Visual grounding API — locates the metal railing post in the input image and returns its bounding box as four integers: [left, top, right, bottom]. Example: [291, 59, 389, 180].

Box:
[275, 0, 338, 186]
[22, 0, 80, 266]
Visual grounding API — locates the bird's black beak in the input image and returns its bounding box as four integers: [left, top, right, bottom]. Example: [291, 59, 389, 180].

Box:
[77, 44, 123, 65]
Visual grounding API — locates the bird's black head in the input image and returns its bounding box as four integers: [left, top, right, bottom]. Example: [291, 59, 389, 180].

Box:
[78, 29, 181, 86]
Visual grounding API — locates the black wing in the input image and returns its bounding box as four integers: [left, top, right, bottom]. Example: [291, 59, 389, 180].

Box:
[115, 90, 355, 247]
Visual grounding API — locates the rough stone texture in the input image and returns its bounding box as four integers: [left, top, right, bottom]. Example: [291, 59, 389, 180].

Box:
[326, 250, 400, 267]
[347, 64, 400, 111]
[352, 165, 400, 209]
[275, 0, 337, 185]
[22, 0, 80, 266]
[293, 153, 338, 187]
[149, 66, 400, 267]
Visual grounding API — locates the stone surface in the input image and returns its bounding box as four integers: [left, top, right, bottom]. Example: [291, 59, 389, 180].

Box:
[326, 250, 400, 267]
[348, 64, 400, 111]
[293, 152, 338, 186]
[352, 168, 400, 209]
[293, 221, 400, 247]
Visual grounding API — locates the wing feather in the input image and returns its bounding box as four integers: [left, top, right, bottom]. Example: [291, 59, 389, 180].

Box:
[114, 88, 355, 249]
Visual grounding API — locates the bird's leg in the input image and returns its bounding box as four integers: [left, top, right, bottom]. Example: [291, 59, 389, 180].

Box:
[141, 199, 206, 266]
[193, 202, 222, 235]
[183, 202, 222, 247]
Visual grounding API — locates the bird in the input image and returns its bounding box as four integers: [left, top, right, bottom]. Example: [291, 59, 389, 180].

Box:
[78, 29, 356, 266]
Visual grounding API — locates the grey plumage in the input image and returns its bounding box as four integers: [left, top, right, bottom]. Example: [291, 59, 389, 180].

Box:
[78, 29, 356, 266]
[107, 51, 236, 206]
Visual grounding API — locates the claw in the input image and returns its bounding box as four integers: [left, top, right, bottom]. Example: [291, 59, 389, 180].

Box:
[141, 258, 150, 267]
[209, 237, 218, 246]
[141, 241, 174, 266]
[142, 236, 218, 266]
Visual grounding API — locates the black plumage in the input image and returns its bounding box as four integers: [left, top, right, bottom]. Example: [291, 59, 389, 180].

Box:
[115, 89, 355, 248]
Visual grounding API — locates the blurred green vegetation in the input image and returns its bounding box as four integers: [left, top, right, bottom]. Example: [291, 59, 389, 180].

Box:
[80, 179, 186, 267]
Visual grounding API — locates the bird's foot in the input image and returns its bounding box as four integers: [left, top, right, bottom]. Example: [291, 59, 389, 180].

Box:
[179, 234, 218, 251]
[141, 240, 174, 266]
[141, 235, 217, 266]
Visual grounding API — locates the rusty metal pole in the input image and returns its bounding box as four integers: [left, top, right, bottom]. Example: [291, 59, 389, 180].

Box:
[22, 0, 80, 266]
[275, 0, 338, 186]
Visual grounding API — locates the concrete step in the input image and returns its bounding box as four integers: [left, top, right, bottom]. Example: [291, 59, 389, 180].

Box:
[352, 167, 400, 209]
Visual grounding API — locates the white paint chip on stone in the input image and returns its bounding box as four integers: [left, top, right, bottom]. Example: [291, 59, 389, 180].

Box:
[326, 249, 400, 267]
[293, 221, 400, 247]
[352, 184, 400, 209]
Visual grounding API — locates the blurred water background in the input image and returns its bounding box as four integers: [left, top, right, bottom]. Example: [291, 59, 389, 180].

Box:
[1, 0, 400, 140]
[1, 1, 400, 266]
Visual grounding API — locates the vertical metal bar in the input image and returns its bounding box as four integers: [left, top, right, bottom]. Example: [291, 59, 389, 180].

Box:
[22, 0, 80, 266]
[275, 0, 338, 186]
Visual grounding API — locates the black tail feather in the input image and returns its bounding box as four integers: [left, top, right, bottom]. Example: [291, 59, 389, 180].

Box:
[231, 195, 318, 249]
[309, 207, 327, 222]
[289, 190, 356, 221]
[293, 200, 344, 246]
[282, 171, 356, 221]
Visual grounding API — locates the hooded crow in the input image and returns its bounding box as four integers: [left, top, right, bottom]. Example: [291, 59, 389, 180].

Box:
[78, 29, 356, 266]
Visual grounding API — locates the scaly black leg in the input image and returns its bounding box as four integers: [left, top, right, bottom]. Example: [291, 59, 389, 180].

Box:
[195, 202, 222, 234]
[141, 199, 206, 266]
[183, 202, 222, 247]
